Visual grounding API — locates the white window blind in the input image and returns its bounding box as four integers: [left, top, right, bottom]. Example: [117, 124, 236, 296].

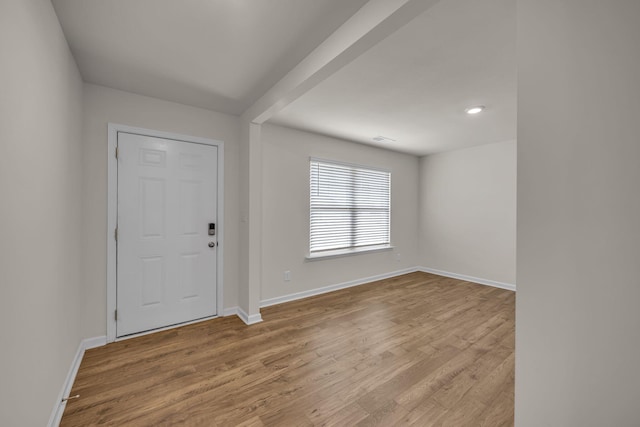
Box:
[310, 159, 391, 254]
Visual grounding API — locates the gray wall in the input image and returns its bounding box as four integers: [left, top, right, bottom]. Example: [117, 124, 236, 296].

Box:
[0, 1, 84, 425]
[419, 140, 517, 285]
[260, 124, 420, 301]
[516, 1, 640, 425]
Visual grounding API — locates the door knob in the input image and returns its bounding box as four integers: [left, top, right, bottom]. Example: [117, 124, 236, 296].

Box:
[208, 242, 215, 248]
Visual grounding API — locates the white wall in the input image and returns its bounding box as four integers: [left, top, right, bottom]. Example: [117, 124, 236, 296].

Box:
[418, 140, 516, 285]
[81, 84, 242, 337]
[0, 1, 84, 425]
[260, 124, 419, 302]
[517, 1, 640, 425]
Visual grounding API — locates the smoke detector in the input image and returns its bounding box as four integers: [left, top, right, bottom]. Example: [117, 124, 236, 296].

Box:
[373, 136, 396, 143]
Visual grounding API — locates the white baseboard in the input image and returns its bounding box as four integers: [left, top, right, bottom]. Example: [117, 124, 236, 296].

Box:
[48, 336, 107, 427]
[83, 336, 107, 350]
[222, 306, 239, 317]
[260, 267, 419, 308]
[417, 267, 516, 292]
[237, 307, 263, 325]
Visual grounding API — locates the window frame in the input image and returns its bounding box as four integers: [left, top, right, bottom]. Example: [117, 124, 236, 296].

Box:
[307, 158, 393, 260]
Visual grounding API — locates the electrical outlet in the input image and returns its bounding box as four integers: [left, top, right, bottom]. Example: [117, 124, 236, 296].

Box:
[396, 253, 401, 262]
[284, 270, 291, 281]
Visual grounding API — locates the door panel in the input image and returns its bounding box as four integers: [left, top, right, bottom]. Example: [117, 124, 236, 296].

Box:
[117, 132, 217, 337]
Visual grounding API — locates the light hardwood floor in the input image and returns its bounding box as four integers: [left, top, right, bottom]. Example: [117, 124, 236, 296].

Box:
[61, 272, 515, 426]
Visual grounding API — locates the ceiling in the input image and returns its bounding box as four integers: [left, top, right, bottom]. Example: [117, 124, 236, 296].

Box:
[52, 0, 516, 156]
[269, 0, 517, 155]
[51, 0, 368, 114]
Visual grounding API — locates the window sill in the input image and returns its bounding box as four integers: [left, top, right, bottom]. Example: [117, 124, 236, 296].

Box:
[305, 245, 394, 261]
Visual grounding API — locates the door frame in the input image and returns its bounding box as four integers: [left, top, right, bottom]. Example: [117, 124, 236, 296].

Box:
[107, 123, 225, 343]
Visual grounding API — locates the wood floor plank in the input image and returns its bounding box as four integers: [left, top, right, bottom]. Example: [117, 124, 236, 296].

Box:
[311, 402, 369, 427]
[60, 272, 514, 426]
[479, 390, 514, 427]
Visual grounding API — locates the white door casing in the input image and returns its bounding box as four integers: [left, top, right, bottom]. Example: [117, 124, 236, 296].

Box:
[107, 125, 224, 341]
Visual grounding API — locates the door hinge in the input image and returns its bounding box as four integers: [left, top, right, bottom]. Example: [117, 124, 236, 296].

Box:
[115, 146, 119, 159]
[115, 309, 118, 321]
[114, 227, 118, 241]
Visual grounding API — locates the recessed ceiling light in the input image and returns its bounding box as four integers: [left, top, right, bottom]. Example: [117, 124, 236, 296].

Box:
[465, 106, 485, 115]
[373, 136, 396, 143]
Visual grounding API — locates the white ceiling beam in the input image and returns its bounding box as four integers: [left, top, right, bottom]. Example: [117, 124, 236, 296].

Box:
[242, 0, 441, 124]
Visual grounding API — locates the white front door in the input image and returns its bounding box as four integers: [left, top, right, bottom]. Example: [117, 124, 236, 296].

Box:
[116, 132, 218, 337]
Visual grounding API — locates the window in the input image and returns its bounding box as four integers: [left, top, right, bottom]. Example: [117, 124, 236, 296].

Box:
[309, 159, 391, 256]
